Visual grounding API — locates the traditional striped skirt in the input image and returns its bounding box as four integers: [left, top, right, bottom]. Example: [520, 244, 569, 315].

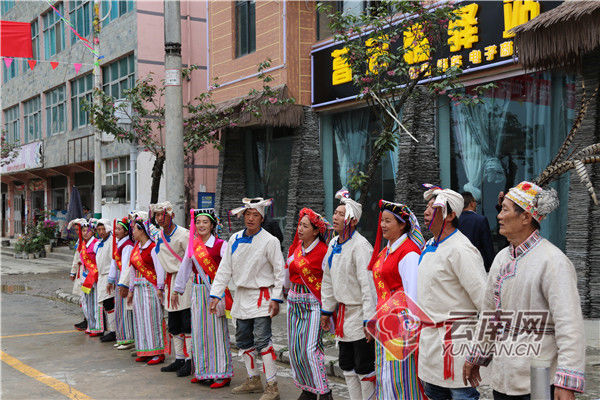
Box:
[132, 276, 165, 356]
[287, 283, 329, 395]
[375, 341, 422, 400]
[190, 280, 233, 380]
[114, 270, 135, 345]
[83, 284, 104, 334]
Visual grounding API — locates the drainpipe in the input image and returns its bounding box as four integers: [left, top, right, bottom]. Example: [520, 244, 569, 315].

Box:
[129, 144, 137, 211]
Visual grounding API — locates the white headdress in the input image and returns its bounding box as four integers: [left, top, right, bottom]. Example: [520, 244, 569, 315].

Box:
[335, 188, 362, 222]
[67, 218, 88, 230]
[149, 201, 174, 216]
[230, 197, 273, 218]
[422, 183, 464, 219]
[505, 181, 559, 222]
[96, 218, 112, 232]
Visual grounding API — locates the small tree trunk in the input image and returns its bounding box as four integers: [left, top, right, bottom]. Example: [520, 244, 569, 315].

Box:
[150, 154, 165, 204]
[358, 148, 386, 208]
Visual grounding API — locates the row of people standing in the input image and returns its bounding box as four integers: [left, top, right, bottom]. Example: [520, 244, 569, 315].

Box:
[68, 179, 586, 400]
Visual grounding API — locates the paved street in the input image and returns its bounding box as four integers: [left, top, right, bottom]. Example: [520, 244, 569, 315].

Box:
[1, 253, 599, 400]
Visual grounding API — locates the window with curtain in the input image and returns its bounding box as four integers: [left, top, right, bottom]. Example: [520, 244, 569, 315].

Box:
[3, 106, 20, 144]
[442, 72, 575, 250]
[102, 54, 135, 99]
[23, 97, 41, 143]
[71, 73, 93, 128]
[69, 0, 92, 44]
[104, 156, 130, 203]
[45, 85, 66, 136]
[321, 107, 398, 240]
[101, 0, 134, 27]
[235, 1, 256, 58]
[23, 20, 39, 71]
[244, 127, 294, 231]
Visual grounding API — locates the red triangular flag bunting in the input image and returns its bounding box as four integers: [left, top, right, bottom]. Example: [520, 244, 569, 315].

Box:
[50, 61, 59, 69]
[28, 59, 37, 70]
[74, 63, 82, 74]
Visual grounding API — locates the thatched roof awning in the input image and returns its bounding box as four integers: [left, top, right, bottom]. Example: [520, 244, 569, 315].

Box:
[513, 1, 600, 70]
[214, 84, 304, 128]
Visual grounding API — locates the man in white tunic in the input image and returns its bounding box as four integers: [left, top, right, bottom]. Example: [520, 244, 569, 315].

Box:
[209, 197, 285, 400]
[463, 181, 586, 400]
[320, 189, 376, 400]
[95, 219, 116, 343]
[150, 202, 192, 377]
[417, 184, 487, 400]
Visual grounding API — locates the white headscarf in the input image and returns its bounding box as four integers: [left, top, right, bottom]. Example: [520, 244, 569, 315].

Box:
[230, 197, 273, 218]
[422, 183, 464, 219]
[96, 218, 112, 232]
[335, 188, 362, 222]
[150, 201, 174, 216]
[67, 218, 88, 230]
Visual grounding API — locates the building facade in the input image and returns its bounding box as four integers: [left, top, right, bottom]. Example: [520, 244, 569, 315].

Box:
[1, 0, 212, 237]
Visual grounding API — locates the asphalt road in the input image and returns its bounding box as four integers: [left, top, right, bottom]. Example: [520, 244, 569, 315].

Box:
[0, 288, 346, 400]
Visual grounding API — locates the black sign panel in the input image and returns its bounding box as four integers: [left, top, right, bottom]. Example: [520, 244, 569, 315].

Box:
[311, 1, 562, 106]
[102, 184, 126, 199]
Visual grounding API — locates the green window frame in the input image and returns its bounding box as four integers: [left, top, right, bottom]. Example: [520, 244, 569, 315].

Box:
[23, 20, 40, 71]
[71, 74, 93, 129]
[2, 58, 18, 83]
[69, 0, 92, 44]
[43, 2, 65, 58]
[23, 97, 41, 143]
[45, 85, 66, 136]
[101, 0, 134, 27]
[1, 0, 15, 14]
[101, 55, 135, 99]
[3, 106, 20, 144]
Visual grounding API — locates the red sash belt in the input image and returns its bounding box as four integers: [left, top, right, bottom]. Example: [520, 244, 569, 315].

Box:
[166, 273, 173, 309]
[334, 303, 346, 338]
[257, 287, 270, 307]
[243, 348, 256, 369]
[427, 319, 466, 381]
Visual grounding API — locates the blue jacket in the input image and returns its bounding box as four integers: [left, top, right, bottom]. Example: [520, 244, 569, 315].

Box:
[458, 210, 495, 272]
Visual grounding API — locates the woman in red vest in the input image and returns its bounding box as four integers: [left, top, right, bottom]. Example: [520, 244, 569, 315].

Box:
[172, 208, 233, 388]
[126, 212, 166, 365]
[285, 208, 333, 400]
[367, 200, 425, 400]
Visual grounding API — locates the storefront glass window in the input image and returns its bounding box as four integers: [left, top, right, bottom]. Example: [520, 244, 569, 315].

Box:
[321, 107, 398, 240]
[439, 71, 575, 250]
[244, 127, 294, 231]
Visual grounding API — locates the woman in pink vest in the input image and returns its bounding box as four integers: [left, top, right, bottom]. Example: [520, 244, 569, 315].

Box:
[367, 200, 425, 399]
[172, 208, 233, 389]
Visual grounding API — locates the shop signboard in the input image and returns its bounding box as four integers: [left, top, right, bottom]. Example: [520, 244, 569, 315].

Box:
[311, 0, 562, 107]
[1, 141, 43, 173]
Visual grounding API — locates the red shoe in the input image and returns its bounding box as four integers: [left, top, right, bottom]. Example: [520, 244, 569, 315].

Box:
[84, 329, 91, 334]
[210, 378, 231, 389]
[190, 377, 200, 384]
[147, 355, 165, 365]
[135, 356, 151, 363]
[88, 332, 103, 337]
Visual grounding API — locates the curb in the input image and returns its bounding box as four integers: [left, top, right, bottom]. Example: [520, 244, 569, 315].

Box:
[54, 289, 80, 305]
[54, 287, 345, 378]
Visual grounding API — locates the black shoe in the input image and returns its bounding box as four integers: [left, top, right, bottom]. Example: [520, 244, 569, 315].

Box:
[320, 391, 333, 400]
[297, 390, 317, 400]
[100, 331, 116, 342]
[74, 319, 88, 331]
[161, 359, 185, 372]
[176, 359, 192, 377]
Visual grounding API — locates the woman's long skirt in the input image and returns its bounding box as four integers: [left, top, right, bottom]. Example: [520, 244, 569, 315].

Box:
[132, 275, 165, 356]
[190, 280, 233, 380]
[114, 269, 135, 345]
[375, 341, 422, 400]
[287, 283, 329, 395]
[83, 284, 104, 334]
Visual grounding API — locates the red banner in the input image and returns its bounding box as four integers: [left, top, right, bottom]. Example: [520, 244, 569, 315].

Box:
[1, 21, 33, 58]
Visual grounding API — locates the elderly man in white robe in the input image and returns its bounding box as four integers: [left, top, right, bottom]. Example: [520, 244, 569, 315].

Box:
[417, 184, 487, 400]
[209, 197, 285, 400]
[95, 219, 117, 343]
[320, 189, 376, 400]
[150, 201, 192, 377]
[463, 181, 586, 400]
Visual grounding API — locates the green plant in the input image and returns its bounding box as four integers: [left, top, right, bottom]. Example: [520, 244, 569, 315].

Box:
[14, 235, 26, 253]
[38, 220, 58, 243]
